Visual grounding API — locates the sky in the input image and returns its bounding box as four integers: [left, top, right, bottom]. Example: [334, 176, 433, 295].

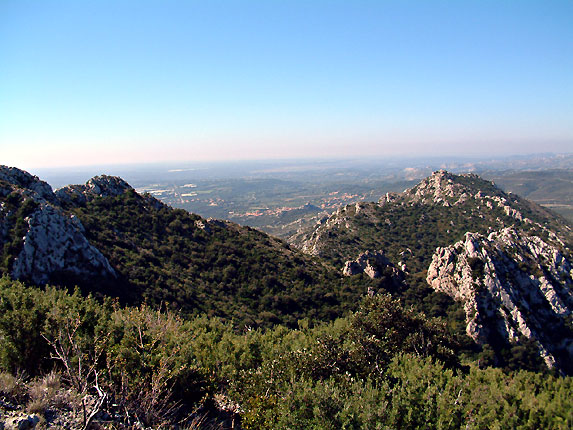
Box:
[1, 0, 572, 169]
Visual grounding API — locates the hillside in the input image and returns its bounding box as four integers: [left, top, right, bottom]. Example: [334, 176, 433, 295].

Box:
[0, 166, 370, 328]
[483, 169, 573, 222]
[295, 170, 573, 372]
[296, 170, 571, 268]
[2, 277, 571, 429]
[2, 165, 573, 373]
[1, 166, 573, 428]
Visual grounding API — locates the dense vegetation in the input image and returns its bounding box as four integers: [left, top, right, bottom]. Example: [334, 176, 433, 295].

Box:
[1, 174, 375, 329]
[65, 190, 374, 328]
[1, 277, 571, 429]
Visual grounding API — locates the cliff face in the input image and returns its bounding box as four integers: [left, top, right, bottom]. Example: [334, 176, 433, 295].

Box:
[427, 227, 573, 372]
[11, 204, 116, 285]
[0, 166, 117, 285]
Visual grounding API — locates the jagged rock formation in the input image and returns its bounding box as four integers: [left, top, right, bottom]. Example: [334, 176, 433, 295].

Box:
[342, 250, 402, 280]
[55, 175, 133, 204]
[427, 227, 573, 372]
[0, 166, 55, 203]
[56, 174, 167, 211]
[294, 169, 573, 371]
[3, 165, 572, 370]
[11, 204, 116, 285]
[1, 166, 117, 285]
[296, 170, 572, 269]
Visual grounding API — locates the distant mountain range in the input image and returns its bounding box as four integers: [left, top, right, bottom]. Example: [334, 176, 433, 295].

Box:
[1, 165, 572, 374]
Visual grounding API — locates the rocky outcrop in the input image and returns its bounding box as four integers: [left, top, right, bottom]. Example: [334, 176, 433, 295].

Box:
[404, 170, 475, 206]
[343, 250, 399, 279]
[291, 169, 573, 372]
[55, 175, 133, 205]
[1, 167, 117, 286]
[427, 227, 573, 371]
[11, 203, 116, 284]
[298, 169, 571, 263]
[0, 166, 55, 203]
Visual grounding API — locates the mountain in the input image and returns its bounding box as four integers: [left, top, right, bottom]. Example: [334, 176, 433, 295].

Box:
[297, 170, 571, 267]
[295, 170, 573, 372]
[0, 168, 117, 286]
[3, 165, 572, 372]
[0, 166, 370, 328]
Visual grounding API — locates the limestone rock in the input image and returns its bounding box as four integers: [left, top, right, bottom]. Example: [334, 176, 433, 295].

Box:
[56, 175, 133, 204]
[427, 227, 573, 371]
[343, 250, 402, 280]
[0, 167, 117, 286]
[11, 203, 116, 285]
[0, 166, 55, 203]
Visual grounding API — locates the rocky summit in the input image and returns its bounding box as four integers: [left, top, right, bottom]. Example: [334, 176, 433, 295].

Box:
[55, 174, 134, 204]
[294, 169, 572, 372]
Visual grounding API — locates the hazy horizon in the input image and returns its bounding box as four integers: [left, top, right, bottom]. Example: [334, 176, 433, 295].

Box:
[14, 152, 570, 191]
[2, 1, 572, 168]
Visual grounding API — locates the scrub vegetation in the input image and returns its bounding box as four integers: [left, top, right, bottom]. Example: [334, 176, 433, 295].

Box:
[1, 277, 571, 429]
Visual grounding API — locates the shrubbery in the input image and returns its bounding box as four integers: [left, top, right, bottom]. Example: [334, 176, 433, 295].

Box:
[0, 277, 571, 429]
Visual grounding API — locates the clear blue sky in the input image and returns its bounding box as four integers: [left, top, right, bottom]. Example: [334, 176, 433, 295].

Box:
[1, 0, 572, 168]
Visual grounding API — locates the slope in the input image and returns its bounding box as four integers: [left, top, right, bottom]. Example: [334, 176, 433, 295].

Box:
[0, 166, 368, 328]
[295, 170, 573, 372]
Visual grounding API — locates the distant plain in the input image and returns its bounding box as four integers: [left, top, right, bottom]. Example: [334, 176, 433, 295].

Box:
[32, 153, 573, 239]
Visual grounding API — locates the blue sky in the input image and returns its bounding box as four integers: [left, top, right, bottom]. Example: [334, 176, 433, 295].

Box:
[1, 0, 572, 168]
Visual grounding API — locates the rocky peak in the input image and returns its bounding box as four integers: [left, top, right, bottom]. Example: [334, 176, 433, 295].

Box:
[427, 227, 573, 372]
[403, 170, 483, 206]
[56, 175, 134, 205]
[86, 175, 133, 197]
[0, 165, 55, 202]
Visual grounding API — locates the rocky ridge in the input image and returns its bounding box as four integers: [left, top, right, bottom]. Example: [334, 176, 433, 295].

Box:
[427, 227, 573, 372]
[294, 169, 573, 371]
[401, 170, 491, 207]
[297, 170, 571, 265]
[55, 175, 133, 204]
[1, 165, 367, 328]
[0, 166, 55, 203]
[1, 166, 117, 285]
